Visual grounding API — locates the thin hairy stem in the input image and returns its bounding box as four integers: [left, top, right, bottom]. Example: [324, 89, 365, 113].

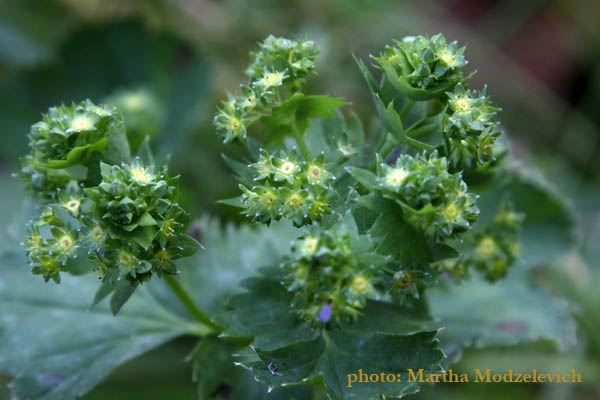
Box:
[163, 274, 224, 333]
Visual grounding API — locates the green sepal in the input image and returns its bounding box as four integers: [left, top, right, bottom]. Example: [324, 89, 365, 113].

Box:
[378, 59, 461, 101]
[32, 138, 109, 169]
[168, 234, 203, 258]
[109, 278, 138, 315]
[130, 226, 157, 250]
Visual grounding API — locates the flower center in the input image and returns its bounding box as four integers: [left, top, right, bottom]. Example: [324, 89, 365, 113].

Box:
[337, 144, 355, 156]
[118, 250, 134, 268]
[163, 218, 179, 237]
[439, 50, 455, 65]
[71, 115, 94, 131]
[476, 237, 497, 258]
[130, 166, 152, 183]
[280, 161, 296, 175]
[264, 72, 283, 86]
[90, 225, 104, 243]
[444, 202, 460, 221]
[261, 190, 277, 206]
[352, 276, 369, 293]
[395, 273, 413, 290]
[307, 165, 322, 180]
[65, 199, 81, 213]
[155, 250, 170, 264]
[287, 193, 303, 208]
[455, 98, 471, 113]
[58, 235, 75, 252]
[302, 236, 319, 254]
[259, 161, 271, 175]
[28, 234, 42, 249]
[226, 116, 242, 132]
[243, 95, 256, 108]
[386, 168, 407, 187]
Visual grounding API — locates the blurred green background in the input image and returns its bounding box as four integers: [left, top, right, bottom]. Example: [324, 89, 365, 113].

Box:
[0, 0, 598, 399]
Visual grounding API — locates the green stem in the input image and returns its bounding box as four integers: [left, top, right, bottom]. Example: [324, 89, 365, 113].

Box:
[405, 116, 426, 132]
[406, 123, 439, 138]
[294, 128, 311, 160]
[163, 274, 224, 333]
[400, 136, 436, 152]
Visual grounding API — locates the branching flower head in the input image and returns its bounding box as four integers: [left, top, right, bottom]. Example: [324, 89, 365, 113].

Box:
[213, 106, 247, 144]
[237, 150, 334, 227]
[442, 84, 502, 169]
[283, 215, 388, 325]
[373, 33, 467, 99]
[246, 35, 319, 85]
[17, 99, 129, 199]
[375, 152, 479, 238]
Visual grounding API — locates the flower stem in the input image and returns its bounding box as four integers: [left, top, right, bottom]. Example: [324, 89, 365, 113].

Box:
[163, 274, 224, 333]
[406, 123, 439, 138]
[295, 129, 311, 160]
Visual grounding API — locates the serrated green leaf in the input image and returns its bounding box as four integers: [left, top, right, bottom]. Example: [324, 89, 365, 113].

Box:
[0, 251, 199, 400]
[304, 113, 348, 162]
[189, 336, 245, 399]
[220, 271, 318, 351]
[351, 204, 378, 235]
[244, 329, 442, 400]
[473, 168, 577, 270]
[177, 218, 298, 314]
[429, 279, 576, 364]
[222, 267, 442, 399]
[0, 170, 299, 400]
[296, 95, 347, 121]
[359, 194, 433, 264]
[262, 93, 346, 144]
[190, 335, 323, 400]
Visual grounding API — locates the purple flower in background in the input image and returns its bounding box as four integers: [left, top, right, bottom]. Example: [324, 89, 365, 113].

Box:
[318, 299, 333, 323]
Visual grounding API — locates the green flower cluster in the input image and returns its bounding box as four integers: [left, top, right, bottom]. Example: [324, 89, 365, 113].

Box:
[386, 266, 435, 305]
[104, 88, 162, 153]
[442, 83, 501, 169]
[24, 205, 80, 283]
[282, 218, 387, 325]
[22, 160, 199, 284]
[17, 99, 130, 199]
[373, 33, 466, 98]
[439, 202, 524, 281]
[239, 150, 333, 226]
[213, 35, 319, 144]
[245, 35, 319, 87]
[83, 160, 196, 283]
[376, 152, 479, 238]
